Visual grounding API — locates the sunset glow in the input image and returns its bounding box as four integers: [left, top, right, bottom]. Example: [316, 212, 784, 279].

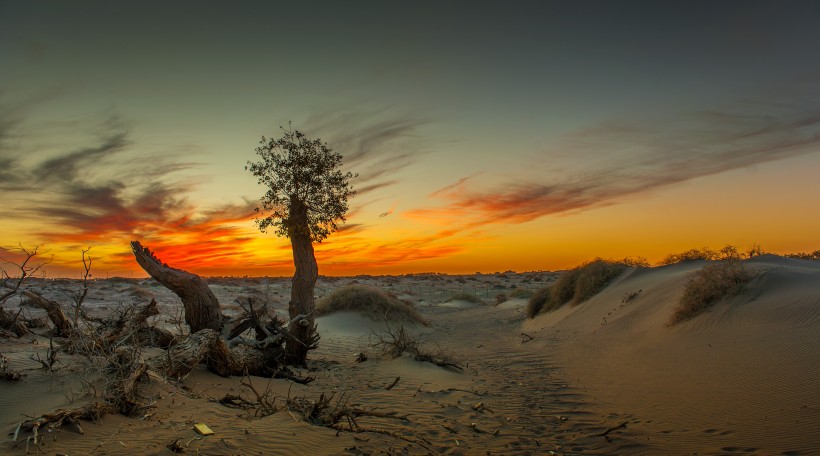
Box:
[2, 2, 820, 278]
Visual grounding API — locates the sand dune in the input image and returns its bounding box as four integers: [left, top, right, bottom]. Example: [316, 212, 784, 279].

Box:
[1, 258, 818, 454]
[525, 255, 820, 454]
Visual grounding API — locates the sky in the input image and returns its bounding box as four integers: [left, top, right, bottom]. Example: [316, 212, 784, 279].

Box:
[2, 1, 820, 278]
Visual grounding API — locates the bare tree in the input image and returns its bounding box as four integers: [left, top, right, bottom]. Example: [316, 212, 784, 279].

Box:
[0, 244, 51, 304]
[1, 244, 72, 336]
[246, 125, 355, 364]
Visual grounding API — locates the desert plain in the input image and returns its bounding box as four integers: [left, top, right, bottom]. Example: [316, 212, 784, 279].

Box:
[1, 254, 819, 455]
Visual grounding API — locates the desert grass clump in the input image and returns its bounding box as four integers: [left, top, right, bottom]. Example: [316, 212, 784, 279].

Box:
[670, 260, 753, 325]
[785, 249, 820, 260]
[509, 288, 533, 299]
[448, 292, 484, 304]
[526, 287, 557, 318]
[527, 258, 628, 318]
[317, 285, 429, 326]
[660, 244, 746, 265]
[571, 259, 628, 305]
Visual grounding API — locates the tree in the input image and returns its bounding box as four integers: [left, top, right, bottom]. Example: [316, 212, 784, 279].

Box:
[246, 125, 355, 364]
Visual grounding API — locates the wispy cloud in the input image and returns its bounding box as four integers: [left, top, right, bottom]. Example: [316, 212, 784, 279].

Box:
[0, 110, 260, 273]
[302, 109, 435, 198]
[315, 227, 470, 272]
[409, 89, 820, 227]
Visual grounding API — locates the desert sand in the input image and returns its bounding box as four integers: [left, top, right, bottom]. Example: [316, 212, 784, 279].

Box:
[2, 255, 819, 455]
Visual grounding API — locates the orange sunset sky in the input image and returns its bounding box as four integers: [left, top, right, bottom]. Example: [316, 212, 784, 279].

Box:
[2, 1, 820, 278]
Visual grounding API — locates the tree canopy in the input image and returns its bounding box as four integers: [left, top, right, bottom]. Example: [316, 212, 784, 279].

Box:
[246, 127, 355, 242]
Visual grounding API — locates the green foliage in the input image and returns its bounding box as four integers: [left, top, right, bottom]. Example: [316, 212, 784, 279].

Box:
[670, 260, 753, 324]
[317, 285, 429, 325]
[246, 126, 356, 242]
[527, 258, 628, 318]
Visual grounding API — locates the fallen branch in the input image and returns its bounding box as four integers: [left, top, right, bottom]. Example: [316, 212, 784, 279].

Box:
[16, 402, 117, 446]
[0, 307, 29, 337]
[591, 421, 629, 440]
[0, 351, 22, 381]
[385, 376, 400, 390]
[18, 289, 71, 336]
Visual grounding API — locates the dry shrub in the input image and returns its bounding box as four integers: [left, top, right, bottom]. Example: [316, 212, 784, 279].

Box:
[526, 287, 555, 318]
[371, 324, 421, 358]
[126, 285, 155, 300]
[317, 285, 429, 326]
[371, 323, 462, 371]
[785, 249, 820, 260]
[527, 259, 628, 318]
[572, 259, 628, 304]
[495, 293, 507, 305]
[510, 288, 533, 299]
[661, 245, 744, 265]
[670, 260, 753, 325]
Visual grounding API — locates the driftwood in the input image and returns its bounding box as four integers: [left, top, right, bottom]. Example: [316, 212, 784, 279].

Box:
[147, 329, 223, 379]
[101, 299, 176, 348]
[130, 241, 223, 333]
[1, 351, 22, 381]
[17, 402, 116, 446]
[591, 421, 629, 441]
[106, 347, 149, 415]
[144, 328, 302, 380]
[0, 306, 29, 337]
[0, 284, 72, 337]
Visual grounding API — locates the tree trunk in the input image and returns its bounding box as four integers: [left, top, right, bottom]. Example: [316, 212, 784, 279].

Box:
[130, 241, 223, 333]
[286, 202, 319, 364]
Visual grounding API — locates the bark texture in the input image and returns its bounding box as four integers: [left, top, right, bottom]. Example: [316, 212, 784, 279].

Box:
[146, 328, 280, 378]
[287, 201, 319, 364]
[130, 241, 223, 332]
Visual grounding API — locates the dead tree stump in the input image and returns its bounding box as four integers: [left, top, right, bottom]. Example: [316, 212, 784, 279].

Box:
[130, 241, 223, 333]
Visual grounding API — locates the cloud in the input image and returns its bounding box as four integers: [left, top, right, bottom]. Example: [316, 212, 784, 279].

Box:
[315, 227, 469, 272]
[409, 90, 820, 227]
[0, 111, 261, 274]
[33, 131, 129, 183]
[428, 174, 480, 198]
[302, 109, 434, 197]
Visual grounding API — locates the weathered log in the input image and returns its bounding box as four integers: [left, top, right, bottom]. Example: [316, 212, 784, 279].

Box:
[19, 402, 116, 437]
[106, 346, 148, 415]
[136, 326, 177, 348]
[146, 328, 287, 378]
[1, 351, 23, 381]
[147, 329, 220, 378]
[0, 307, 29, 337]
[130, 241, 223, 333]
[19, 289, 72, 337]
[100, 298, 176, 347]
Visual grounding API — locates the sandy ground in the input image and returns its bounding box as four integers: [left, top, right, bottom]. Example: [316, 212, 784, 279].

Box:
[1, 257, 819, 455]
